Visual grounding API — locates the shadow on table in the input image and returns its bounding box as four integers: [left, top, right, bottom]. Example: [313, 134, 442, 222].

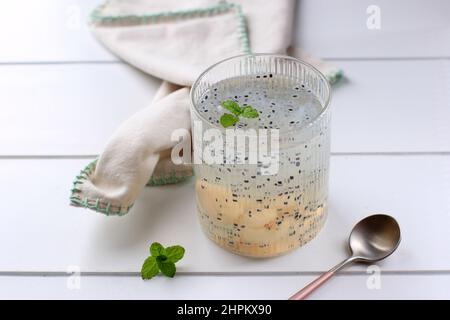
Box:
[86, 178, 195, 251]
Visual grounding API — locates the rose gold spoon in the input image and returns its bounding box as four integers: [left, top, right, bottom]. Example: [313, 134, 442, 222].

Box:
[289, 214, 401, 300]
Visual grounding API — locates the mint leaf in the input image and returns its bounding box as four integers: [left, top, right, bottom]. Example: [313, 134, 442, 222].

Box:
[221, 100, 242, 116]
[220, 113, 239, 128]
[142, 242, 185, 280]
[150, 242, 165, 257]
[141, 256, 159, 280]
[241, 106, 259, 118]
[166, 245, 185, 263]
[219, 100, 259, 128]
[157, 260, 176, 278]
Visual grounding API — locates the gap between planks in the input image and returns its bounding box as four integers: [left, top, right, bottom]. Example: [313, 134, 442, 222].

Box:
[1, 270, 450, 277]
[0, 57, 449, 67]
[0, 152, 450, 160]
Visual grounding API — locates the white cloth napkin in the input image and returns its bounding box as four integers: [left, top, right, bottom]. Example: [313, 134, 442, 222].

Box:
[70, 0, 342, 216]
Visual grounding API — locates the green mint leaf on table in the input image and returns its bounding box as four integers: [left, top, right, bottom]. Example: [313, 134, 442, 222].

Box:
[165, 245, 185, 263]
[221, 100, 242, 116]
[240, 105, 259, 118]
[158, 260, 176, 278]
[150, 242, 166, 257]
[220, 113, 239, 128]
[141, 242, 185, 280]
[141, 256, 159, 280]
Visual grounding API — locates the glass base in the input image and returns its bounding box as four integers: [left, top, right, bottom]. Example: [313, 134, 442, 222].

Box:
[197, 204, 327, 258]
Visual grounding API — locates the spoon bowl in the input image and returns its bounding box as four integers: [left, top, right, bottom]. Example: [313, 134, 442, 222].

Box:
[349, 214, 401, 262]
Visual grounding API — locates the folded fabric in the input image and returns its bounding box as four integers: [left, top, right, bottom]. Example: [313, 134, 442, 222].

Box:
[70, 0, 342, 216]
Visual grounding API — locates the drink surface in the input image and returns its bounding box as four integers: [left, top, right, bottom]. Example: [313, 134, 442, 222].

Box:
[193, 75, 330, 257]
[196, 75, 323, 131]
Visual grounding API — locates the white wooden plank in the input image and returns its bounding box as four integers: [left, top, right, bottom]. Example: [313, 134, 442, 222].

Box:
[0, 0, 449, 63]
[331, 59, 450, 153]
[0, 64, 161, 155]
[294, 0, 450, 59]
[0, 273, 449, 300]
[0, 60, 448, 155]
[0, 1, 115, 62]
[0, 155, 449, 273]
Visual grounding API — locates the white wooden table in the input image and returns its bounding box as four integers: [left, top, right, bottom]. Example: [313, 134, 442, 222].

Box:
[1, 0, 449, 299]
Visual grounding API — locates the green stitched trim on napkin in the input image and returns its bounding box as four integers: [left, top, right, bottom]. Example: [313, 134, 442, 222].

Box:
[69, 159, 132, 216]
[146, 170, 192, 186]
[326, 69, 344, 85]
[230, 3, 250, 54]
[91, 1, 251, 54]
[70, 159, 192, 215]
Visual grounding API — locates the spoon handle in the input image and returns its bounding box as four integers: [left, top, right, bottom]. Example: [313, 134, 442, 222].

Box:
[288, 258, 353, 300]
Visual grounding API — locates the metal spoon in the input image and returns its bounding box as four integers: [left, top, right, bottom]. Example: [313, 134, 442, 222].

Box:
[289, 214, 401, 300]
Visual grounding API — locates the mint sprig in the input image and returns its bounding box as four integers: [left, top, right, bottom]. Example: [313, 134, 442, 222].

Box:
[150, 242, 165, 256]
[221, 100, 242, 116]
[219, 100, 259, 128]
[220, 113, 239, 128]
[141, 242, 185, 279]
[241, 106, 259, 118]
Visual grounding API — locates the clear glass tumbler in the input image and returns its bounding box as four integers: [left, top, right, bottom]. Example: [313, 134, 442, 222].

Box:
[190, 54, 331, 257]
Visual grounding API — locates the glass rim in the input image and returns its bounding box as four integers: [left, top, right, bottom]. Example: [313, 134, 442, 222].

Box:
[190, 53, 331, 134]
